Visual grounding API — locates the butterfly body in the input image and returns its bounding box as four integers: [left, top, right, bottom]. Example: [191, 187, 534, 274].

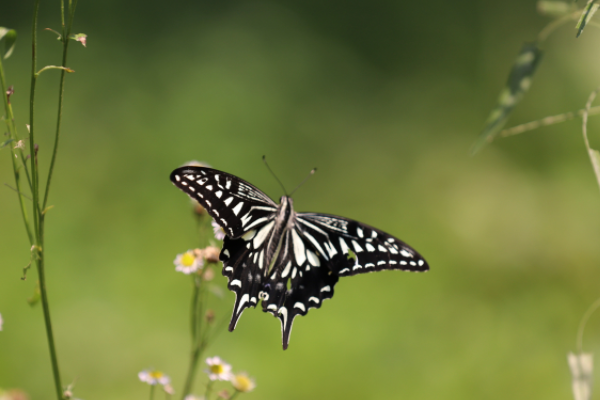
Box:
[170, 166, 428, 349]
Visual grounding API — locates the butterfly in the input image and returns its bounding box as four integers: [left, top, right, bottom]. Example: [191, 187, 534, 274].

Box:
[170, 166, 429, 349]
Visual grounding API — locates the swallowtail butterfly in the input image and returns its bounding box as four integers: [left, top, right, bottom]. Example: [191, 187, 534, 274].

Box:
[170, 166, 428, 349]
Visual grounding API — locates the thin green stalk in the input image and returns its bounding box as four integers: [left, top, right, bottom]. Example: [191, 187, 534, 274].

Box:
[229, 390, 240, 400]
[204, 380, 214, 400]
[181, 277, 207, 399]
[0, 54, 33, 244]
[149, 384, 156, 400]
[29, 1, 64, 398]
[43, 0, 78, 209]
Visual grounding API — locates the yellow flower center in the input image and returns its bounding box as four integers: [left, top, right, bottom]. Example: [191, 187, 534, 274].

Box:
[149, 371, 164, 379]
[210, 364, 224, 374]
[232, 374, 255, 392]
[181, 252, 196, 267]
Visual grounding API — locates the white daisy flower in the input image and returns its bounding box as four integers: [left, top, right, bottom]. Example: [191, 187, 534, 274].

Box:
[138, 369, 171, 385]
[211, 219, 226, 241]
[174, 250, 203, 274]
[205, 356, 232, 381]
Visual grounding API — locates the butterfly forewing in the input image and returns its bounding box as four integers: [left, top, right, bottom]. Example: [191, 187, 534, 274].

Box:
[170, 167, 277, 238]
[297, 213, 429, 276]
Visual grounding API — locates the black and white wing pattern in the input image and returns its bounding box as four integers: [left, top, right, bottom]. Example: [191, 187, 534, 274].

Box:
[170, 166, 429, 350]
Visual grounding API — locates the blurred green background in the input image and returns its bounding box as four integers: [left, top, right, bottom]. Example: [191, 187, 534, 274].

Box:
[2, 1, 600, 399]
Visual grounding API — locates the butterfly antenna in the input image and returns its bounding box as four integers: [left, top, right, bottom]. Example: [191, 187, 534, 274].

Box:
[289, 167, 317, 197]
[262, 155, 288, 196]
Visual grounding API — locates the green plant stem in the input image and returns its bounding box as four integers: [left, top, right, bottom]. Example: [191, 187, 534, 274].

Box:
[538, 10, 581, 43]
[149, 385, 156, 400]
[181, 276, 207, 399]
[499, 105, 600, 138]
[43, 0, 78, 209]
[205, 380, 214, 400]
[229, 390, 240, 400]
[29, 1, 64, 398]
[0, 55, 34, 244]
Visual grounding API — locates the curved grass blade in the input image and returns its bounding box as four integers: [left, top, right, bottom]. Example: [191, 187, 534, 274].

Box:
[0, 27, 17, 59]
[576, 0, 599, 37]
[471, 43, 543, 154]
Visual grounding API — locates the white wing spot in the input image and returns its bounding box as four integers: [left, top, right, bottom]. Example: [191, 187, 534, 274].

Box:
[418, 259, 425, 266]
[237, 294, 249, 314]
[223, 249, 230, 258]
[230, 279, 242, 287]
[242, 229, 256, 241]
[224, 266, 233, 273]
[357, 227, 364, 238]
[307, 250, 320, 267]
[205, 200, 212, 207]
[389, 260, 397, 265]
[267, 304, 278, 311]
[410, 261, 417, 266]
[206, 185, 213, 191]
[302, 232, 328, 261]
[378, 245, 388, 252]
[188, 186, 195, 191]
[215, 190, 223, 198]
[253, 221, 274, 248]
[320, 286, 331, 293]
[279, 307, 288, 328]
[213, 210, 219, 217]
[309, 296, 320, 304]
[339, 268, 350, 274]
[388, 246, 399, 254]
[281, 261, 292, 278]
[250, 297, 257, 304]
[371, 230, 377, 238]
[294, 302, 306, 312]
[174, 175, 181, 182]
[339, 238, 350, 254]
[387, 238, 395, 243]
[226, 180, 232, 189]
[291, 267, 298, 279]
[291, 230, 307, 266]
[258, 251, 264, 269]
[196, 178, 208, 185]
[224, 197, 234, 206]
[324, 241, 338, 259]
[253, 252, 259, 264]
[220, 218, 227, 226]
[353, 264, 363, 270]
[352, 240, 364, 253]
[366, 243, 376, 252]
[400, 249, 413, 258]
[232, 202, 244, 216]
[400, 261, 407, 265]
[377, 260, 386, 265]
[365, 263, 375, 268]
[181, 181, 188, 186]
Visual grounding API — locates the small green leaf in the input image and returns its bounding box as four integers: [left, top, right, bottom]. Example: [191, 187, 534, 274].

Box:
[576, 0, 599, 37]
[472, 43, 544, 154]
[27, 281, 41, 306]
[1, 138, 14, 149]
[0, 27, 17, 59]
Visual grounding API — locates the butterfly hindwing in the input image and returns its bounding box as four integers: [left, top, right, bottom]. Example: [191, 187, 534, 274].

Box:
[170, 166, 277, 238]
[259, 228, 339, 349]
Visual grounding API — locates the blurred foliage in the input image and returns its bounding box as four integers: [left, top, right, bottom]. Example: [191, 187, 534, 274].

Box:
[1, 1, 600, 399]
